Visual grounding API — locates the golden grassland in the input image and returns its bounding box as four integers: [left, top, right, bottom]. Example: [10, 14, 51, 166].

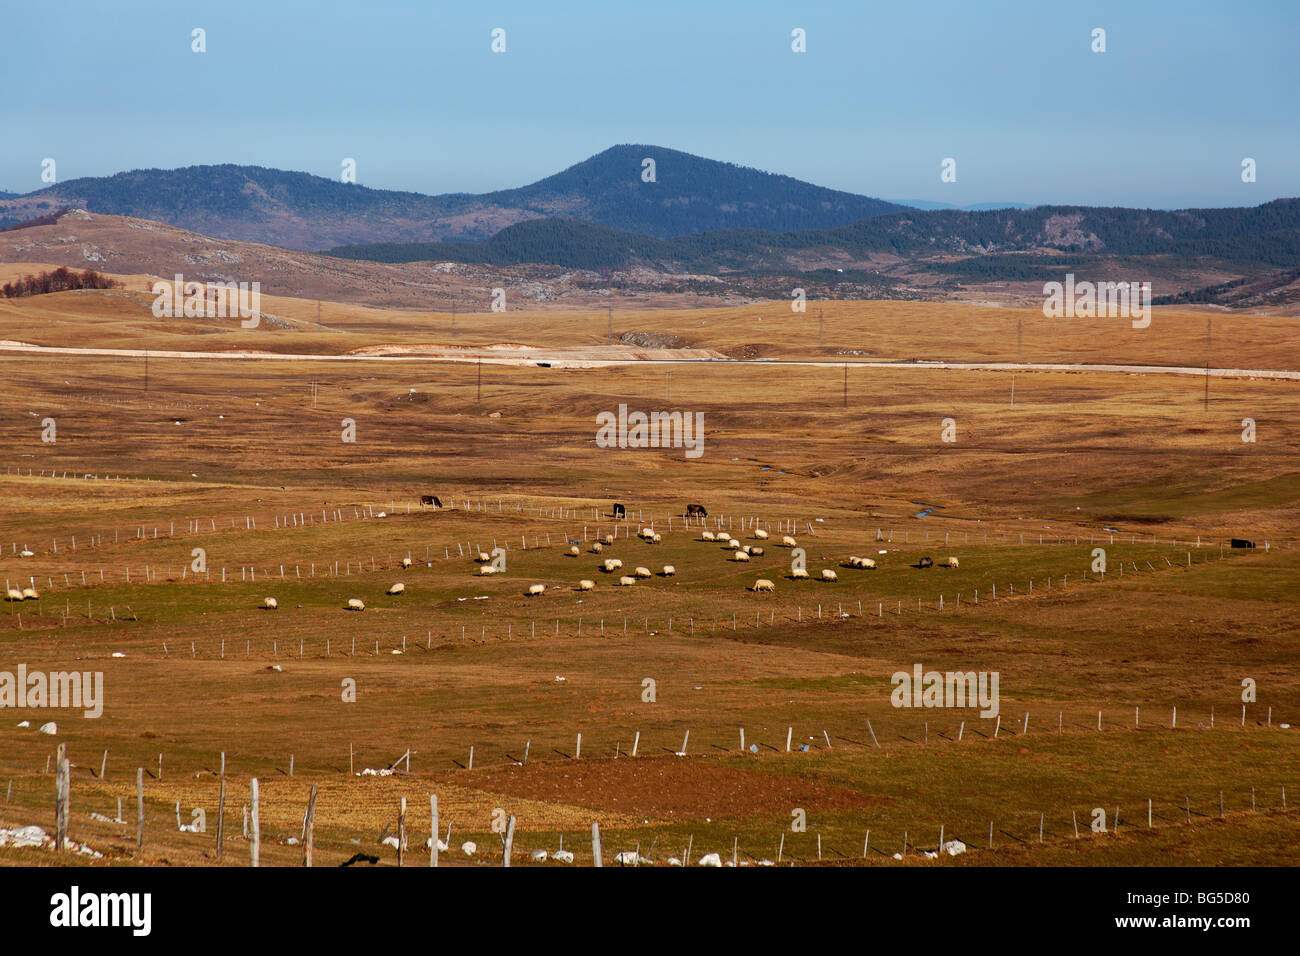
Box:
[0, 288, 1296, 866]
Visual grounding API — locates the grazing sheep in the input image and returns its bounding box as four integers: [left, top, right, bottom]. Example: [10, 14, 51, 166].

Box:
[263, 597, 278, 610]
[790, 569, 809, 580]
[752, 579, 776, 592]
[918, 556, 934, 569]
[742, 545, 752, 554]
[401, 557, 413, 568]
[603, 558, 623, 573]
[591, 542, 603, 553]
[860, 557, 877, 569]
[18, 550, 34, 558]
[661, 565, 676, 577]
[568, 545, 580, 556]
[527, 584, 546, 597]
[947, 556, 959, 568]
[701, 531, 716, 541]
[639, 527, 655, 540]
[346, 598, 365, 611]
[476, 552, 491, 563]
[603, 533, 615, 545]
[577, 580, 596, 591]
[821, 569, 838, 582]
[652, 534, 662, 544]
[387, 582, 405, 595]
[781, 535, 797, 547]
[751, 546, 765, 556]
[634, 566, 652, 578]
[727, 538, 740, 548]
[732, 551, 750, 562]
[4, 589, 21, 602]
[617, 575, 637, 587]
[22, 587, 39, 600]
[754, 529, 768, 539]
[478, 565, 498, 575]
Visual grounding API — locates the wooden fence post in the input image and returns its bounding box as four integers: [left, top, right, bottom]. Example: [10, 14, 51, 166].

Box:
[591, 821, 603, 867]
[250, 778, 261, 868]
[216, 778, 226, 860]
[304, 785, 318, 867]
[136, 767, 144, 852]
[430, 794, 439, 867]
[503, 814, 516, 867]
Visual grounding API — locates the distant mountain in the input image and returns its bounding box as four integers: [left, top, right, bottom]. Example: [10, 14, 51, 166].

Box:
[891, 200, 1037, 211]
[328, 199, 1300, 276]
[0, 146, 906, 250]
[0, 190, 19, 201]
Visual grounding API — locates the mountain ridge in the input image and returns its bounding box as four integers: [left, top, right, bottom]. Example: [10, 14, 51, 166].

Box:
[0, 145, 907, 250]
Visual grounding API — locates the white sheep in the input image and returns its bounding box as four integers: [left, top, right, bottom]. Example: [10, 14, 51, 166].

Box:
[401, 557, 413, 568]
[476, 552, 491, 563]
[603, 533, 614, 545]
[591, 542, 603, 553]
[568, 545, 580, 556]
[462, 841, 477, 856]
[790, 569, 809, 580]
[18, 550, 33, 558]
[742, 545, 752, 554]
[861, 557, 877, 569]
[577, 579, 596, 591]
[727, 538, 740, 548]
[639, 527, 655, 540]
[263, 597, 278, 610]
[701, 531, 716, 541]
[698, 853, 722, 867]
[22, 587, 38, 600]
[478, 565, 498, 575]
[527, 583, 546, 596]
[634, 566, 652, 578]
[553, 849, 575, 864]
[751, 546, 765, 556]
[652, 533, 662, 544]
[5, 588, 23, 602]
[603, 558, 623, 573]
[388, 582, 405, 595]
[733, 551, 750, 562]
[752, 579, 775, 592]
[346, 598, 365, 611]
[754, 529, 768, 539]
[661, 566, 676, 577]
[821, 569, 838, 581]
[947, 556, 960, 568]
[617, 575, 637, 587]
[782, 535, 797, 547]
[530, 849, 548, 862]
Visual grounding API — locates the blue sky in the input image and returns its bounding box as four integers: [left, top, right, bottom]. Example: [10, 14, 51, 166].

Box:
[4, 0, 1297, 208]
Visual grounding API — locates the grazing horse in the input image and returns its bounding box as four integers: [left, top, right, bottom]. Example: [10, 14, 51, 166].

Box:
[918, 556, 934, 569]
[420, 495, 442, 508]
[612, 503, 627, 518]
[686, 503, 707, 517]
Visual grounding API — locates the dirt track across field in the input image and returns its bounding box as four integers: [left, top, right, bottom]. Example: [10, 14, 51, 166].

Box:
[0, 339, 1295, 379]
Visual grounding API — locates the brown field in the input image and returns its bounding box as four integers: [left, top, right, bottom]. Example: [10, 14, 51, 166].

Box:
[0, 281, 1297, 867]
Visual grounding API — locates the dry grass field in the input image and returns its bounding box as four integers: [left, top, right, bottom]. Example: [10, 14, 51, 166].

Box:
[0, 284, 1296, 867]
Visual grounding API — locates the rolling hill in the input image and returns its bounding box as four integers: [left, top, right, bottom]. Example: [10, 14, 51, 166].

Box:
[0, 146, 906, 250]
[328, 199, 1300, 277]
